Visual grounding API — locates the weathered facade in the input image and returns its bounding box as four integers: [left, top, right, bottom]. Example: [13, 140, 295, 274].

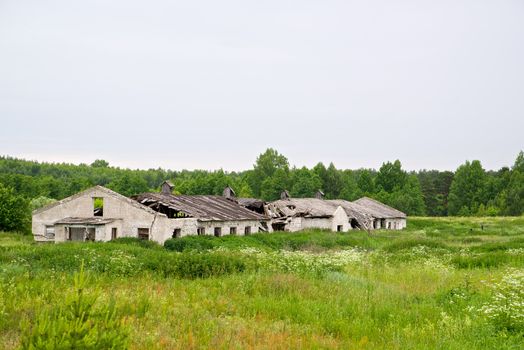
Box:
[32, 184, 270, 244]
[32, 186, 165, 243]
[32, 182, 406, 243]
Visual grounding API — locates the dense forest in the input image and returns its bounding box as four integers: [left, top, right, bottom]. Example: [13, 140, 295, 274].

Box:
[0, 149, 523, 233]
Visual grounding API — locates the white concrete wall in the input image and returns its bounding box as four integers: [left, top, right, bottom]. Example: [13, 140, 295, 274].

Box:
[152, 218, 267, 243]
[331, 206, 351, 232]
[301, 217, 332, 230]
[384, 218, 406, 230]
[284, 217, 303, 232]
[370, 218, 406, 230]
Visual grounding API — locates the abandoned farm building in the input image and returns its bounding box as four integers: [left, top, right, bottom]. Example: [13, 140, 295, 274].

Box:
[32, 183, 268, 244]
[31, 181, 407, 244]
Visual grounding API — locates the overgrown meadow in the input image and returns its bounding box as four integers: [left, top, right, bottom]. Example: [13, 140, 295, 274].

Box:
[1, 217, 524, 349]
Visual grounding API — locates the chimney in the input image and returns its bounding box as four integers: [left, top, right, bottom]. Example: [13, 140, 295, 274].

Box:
[315, 190, 325, 199]
[280, 190, 290, 200]
[223, 185, 236, 200]
[161, 180, 174, 195]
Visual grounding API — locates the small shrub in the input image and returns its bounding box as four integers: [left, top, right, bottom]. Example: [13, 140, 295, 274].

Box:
[172, 252, 247, 278]
[20, 263, 129, 349]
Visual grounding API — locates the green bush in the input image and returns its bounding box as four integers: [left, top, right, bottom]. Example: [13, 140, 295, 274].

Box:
[164, 236, 216, 252]
[109, 237, 161, 249]
[172, 252, 248, 279]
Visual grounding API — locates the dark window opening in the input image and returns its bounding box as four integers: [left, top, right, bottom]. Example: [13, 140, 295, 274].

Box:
[214, 227, 222, 237]
[387, 222, 391, 229]
[244, 226, 251, 235]
[197, 227, 205, 236]
[272, 223, 286, 232]
[111, 227, 117, 240]
[138, 228, 149, 240]
[337, 225, 343, 232]
[350, 218, 360, 229]
[93, 197, 104, 216]
[380, 219, 386, 228]
[86, 228, 95, 241]
[172, 228, 181, 238]
[230, 227, 237, 235]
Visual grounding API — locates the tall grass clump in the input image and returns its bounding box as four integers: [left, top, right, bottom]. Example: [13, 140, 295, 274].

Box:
[451, 252, 510, 269]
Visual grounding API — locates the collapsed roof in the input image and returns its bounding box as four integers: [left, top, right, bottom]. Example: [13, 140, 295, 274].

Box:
[237, 198, 266, 214]
[266, 195, 406, 230]
[132, 192, 268, 222]
[327, 200, 374, 229]
[267, 198, 341, 219]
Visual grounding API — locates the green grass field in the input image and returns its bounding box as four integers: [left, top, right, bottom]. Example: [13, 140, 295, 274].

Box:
[1, 217, 524, 349]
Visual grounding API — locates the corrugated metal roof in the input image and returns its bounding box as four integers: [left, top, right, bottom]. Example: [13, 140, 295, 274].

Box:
[353, 197, 407, 218]
[133, 192, 268, 221]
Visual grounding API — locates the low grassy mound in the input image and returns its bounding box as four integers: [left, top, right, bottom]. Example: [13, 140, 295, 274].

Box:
[164, 229, 379, 252]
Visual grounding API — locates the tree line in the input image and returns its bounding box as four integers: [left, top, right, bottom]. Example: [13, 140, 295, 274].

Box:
[0, 150, 522, 233]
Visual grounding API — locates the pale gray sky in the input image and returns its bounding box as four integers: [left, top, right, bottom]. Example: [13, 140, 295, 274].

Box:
[0, 0, 523, 171]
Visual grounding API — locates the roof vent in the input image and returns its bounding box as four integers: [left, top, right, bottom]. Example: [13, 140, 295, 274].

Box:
[315, 190, 325, 199]
[280, 190, 290, 200]
[161, 180, 174, 195]
[223, 185, 236, 199]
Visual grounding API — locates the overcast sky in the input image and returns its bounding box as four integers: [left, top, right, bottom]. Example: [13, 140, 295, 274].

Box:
[0, 0, 523, 172]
